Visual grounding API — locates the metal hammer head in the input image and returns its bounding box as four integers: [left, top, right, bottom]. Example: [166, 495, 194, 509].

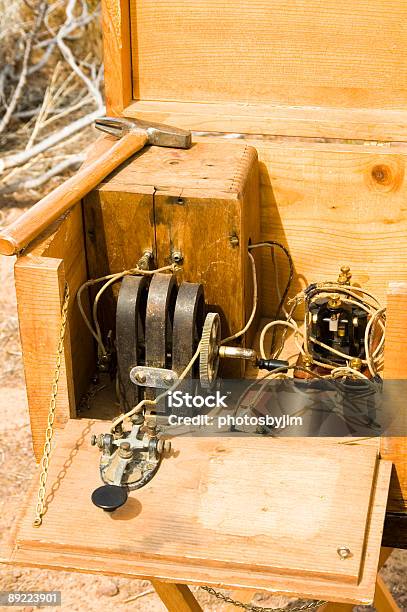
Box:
[94, 116, 192, 149]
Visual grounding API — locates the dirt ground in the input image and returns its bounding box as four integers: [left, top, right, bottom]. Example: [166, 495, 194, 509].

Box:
[0, 207, 406, 611]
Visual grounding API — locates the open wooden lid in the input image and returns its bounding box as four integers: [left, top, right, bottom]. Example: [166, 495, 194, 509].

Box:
[103, 0, 407, 141]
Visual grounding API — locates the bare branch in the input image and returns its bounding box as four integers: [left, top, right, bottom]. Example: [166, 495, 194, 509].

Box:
[0, 0, 104, 190]
[0, 154, 85, 194]
[0, 108, 103, 172]
[0, 1, 47, 135]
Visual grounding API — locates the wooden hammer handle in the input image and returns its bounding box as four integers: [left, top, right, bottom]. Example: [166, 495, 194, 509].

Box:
[0, 132, 148, 256]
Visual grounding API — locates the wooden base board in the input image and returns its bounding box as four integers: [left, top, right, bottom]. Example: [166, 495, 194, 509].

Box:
[2, 420, 391, 605]
[125, 100, 407, 142]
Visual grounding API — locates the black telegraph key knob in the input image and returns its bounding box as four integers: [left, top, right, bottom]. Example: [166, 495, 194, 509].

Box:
[91, 485, 128, 512]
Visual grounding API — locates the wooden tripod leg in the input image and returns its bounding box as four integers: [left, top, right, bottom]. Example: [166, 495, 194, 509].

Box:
[379, 547, 394, 568]
[319, 604, 354, 612]
[320, 548, 397, 612]
[374, 575, 401, 612]
[225, 589, 257, 611]
[150, 548, 396, 612]
[150, 580, 203, 612]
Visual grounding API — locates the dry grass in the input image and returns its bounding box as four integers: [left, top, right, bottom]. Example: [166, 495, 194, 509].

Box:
[0, 0, 103, 205]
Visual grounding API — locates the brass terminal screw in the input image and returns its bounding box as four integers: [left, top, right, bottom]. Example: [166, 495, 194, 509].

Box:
[350, 357, 363, 371]
[302, 354, 313, 369]
[338, 265, 352, 285]
[328, 293, 342, 309]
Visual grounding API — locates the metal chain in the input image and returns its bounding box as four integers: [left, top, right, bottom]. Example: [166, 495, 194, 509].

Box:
[33, 283, 70, 527]
[201, 587, 327, 612]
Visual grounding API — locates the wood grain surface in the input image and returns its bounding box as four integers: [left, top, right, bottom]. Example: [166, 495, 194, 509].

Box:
[14, 204, 94, 461]
[99, 0, 407, 140]
[84, 142, 260, 369]
[102, 0, 132, 115]
[128, 1, 407, 110]
[381, 282, 407, 513]
[3, 420, 391, 604]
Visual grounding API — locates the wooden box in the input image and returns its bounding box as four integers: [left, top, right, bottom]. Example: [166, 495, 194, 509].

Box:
[2, 0, 407, 606]
[15, 140, 260, 455]
[103, 0, 406, 520]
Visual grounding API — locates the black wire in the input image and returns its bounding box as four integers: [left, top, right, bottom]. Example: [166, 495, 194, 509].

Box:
[232, 365, 379, 434]
[249, 241, 294, 354]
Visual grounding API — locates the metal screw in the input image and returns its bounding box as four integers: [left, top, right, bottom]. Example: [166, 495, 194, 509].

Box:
[350, 357, 362, 371]
[91, 434, 103, 448]
[163, 373, 174, 386]
[328, 293, 342, 309]
[229, 234, 239, 247]
[302, 354, 313, 369]
[146, 420, 157, 435]
[338, 265, 352, 285]
[157, 438, 172, 454]
[135, 371, 147, 384]
[137, 249, 153, 270]
[119, 441, 133, 459]
[337, 546, 352, 560]
[171, 251, 184, 265]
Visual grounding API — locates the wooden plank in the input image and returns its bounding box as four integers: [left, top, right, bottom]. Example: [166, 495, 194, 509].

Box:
[128, 1, 407, 112]
[101, 0, 132, 115]
[374, 575, 401, 612]
[1, 428, 390, 604]
[243, 140, 407, 319]
[83, 187, 154, 338]
[96, 140, 257, 194]
[224, 589, 257, 612]
[1, 421, 392, 603]
[378, 547, 393, 568]
[125, 99, 407, 142]
[83, 188, 155, 279]
[383, 282, 407, 379]
[151, 581, 203, 612]
[382, 282, 407, 514]
[14, 203, 94, 461]
[14, 258, 71, 462]
[151, 143, 260, 352]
